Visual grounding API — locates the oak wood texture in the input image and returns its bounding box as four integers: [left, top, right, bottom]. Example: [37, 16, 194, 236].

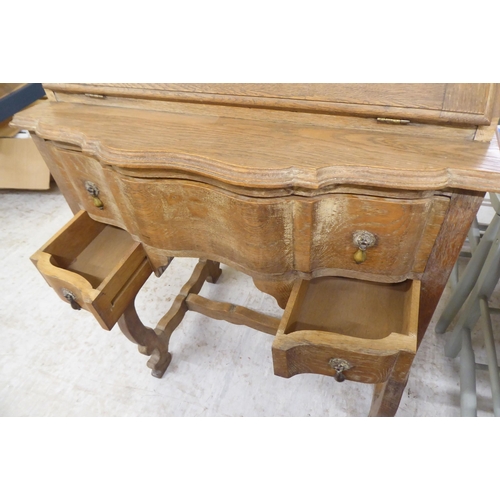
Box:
[416, 190, 486, 346]
[45, 83, 499, 127]
[31, 210, 153, 329]
[284, 277, 418, 340]
[0, 83, 24, 99]
[0, 118, 20, 137]
[15, 138, 452, 286]
[272, 278, 418, 387]
[119, 258, 280, 376]
[17, 135, 454, 284]
[368, 352, 415, 417]
[146, 259, 222, 372]
[44, 92, 487, 143]
[117, 181, 450, 283]
[118, 297, 172, 378]
[11, 101, 500, 194]
[17, 84, 500, 417]
[185, 294, 280, 335]
[30, 134, 81, 214]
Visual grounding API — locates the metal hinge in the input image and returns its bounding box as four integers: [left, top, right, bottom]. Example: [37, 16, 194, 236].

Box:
[377, 117, 410, 125]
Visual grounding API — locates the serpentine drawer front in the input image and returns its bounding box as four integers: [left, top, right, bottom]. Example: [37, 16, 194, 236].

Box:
[30, 211, 152, 330]
[43, 142, 124, 226]
[135, 185, 449, 282]
[36, 142, 450, 282]
[272, 277, 419, 384]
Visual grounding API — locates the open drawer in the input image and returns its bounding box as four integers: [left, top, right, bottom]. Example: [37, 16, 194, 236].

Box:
[272, 276, 419, 384]
[31, 210, 152, 330]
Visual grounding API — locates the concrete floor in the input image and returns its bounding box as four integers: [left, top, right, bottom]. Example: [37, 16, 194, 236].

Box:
[1, 183, 499, 417]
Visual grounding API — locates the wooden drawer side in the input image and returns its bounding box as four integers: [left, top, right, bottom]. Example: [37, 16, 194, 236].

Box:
[31, 211, 152, 329]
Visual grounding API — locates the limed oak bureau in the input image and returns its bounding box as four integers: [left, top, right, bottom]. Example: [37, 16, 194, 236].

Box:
[13, 84, 500, 416]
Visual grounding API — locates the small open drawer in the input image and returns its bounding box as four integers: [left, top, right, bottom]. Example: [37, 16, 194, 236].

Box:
[272, 276, 419, 384]
[31, 210, 152, 330]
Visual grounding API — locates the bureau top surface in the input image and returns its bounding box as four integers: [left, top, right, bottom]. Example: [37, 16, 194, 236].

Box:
[13, 99, 500, 193]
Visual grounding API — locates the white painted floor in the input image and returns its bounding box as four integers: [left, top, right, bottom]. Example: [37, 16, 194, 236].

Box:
[1, 183, 499, 417]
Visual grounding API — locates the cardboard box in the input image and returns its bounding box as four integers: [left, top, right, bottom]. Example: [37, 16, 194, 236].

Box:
[0, 132, 51, 190]
[0, 84, 50, 189]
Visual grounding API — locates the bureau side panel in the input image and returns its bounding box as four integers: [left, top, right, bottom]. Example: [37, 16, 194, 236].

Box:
[417, 191, 484, 346]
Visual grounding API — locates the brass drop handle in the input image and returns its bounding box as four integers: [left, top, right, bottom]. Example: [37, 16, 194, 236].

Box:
[62, 289, 81, 310]
[84, 181, 104, 209]
[352, 230, 376, 264]
[329, 358, 353, 382]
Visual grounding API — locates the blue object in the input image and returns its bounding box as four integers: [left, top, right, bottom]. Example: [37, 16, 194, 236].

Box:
[0, 83, 45, 123]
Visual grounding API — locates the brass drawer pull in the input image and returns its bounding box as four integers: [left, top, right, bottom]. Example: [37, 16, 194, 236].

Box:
[62, 288, 81, 310]
[329, 358, 353, 382]
[352, 230, 376, 264]
[84, 181, 104, 210]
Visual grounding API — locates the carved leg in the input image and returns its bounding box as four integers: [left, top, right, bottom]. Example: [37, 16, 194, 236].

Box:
[369, 377, 409, 417]
[366, 192, 483, 414]
[204, 260, 222, 284]
[117, 297, 172, 378]
[154, 259, 222, 354]
[117, 259, 221, 378]
[368, 351, 414, 417]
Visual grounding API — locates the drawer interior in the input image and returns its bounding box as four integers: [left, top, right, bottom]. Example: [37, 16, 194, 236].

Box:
[50, 226, 135, 288]
[43, 213, 137, 289]
[273, 276, 419, 382]
[280, 276, 419, 340]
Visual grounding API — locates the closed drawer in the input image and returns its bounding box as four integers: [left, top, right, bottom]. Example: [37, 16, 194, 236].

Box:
[45, 142, 122, 225]
[272, 277, 419, 383]
[31, 211, 152, 330]
[306, 194, 449, 279]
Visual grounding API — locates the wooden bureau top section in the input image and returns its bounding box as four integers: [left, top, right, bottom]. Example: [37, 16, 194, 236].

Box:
[12, 99, 500, 193]
[45, 83, 499, 127]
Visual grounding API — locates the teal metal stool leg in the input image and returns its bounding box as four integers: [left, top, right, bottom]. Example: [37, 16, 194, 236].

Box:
[444, 237, 500, 416]
[479, 298, 500, 416]
[436, 213, 500, 334]
[460, 328, 477, 417]
[445, 237, 500, 358]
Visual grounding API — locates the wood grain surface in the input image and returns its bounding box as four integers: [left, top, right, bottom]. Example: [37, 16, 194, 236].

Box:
[272, 277, 418, 385]
[286, 278, 416, 340]
[31, 211, 152, 330]
[44, 83, 499, 126]
[12, 101, 500, 193]
[185, 294, 280, 335]
[31, 146, 449, 285]
[417, 190, 485, 345]
[272, 329, 416, 383]
[18, 84, 500, 417]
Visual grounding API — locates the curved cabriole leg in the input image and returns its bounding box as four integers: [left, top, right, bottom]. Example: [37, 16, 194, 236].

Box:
[117, 259, 221, 379]
[117, 298, 172, 378]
